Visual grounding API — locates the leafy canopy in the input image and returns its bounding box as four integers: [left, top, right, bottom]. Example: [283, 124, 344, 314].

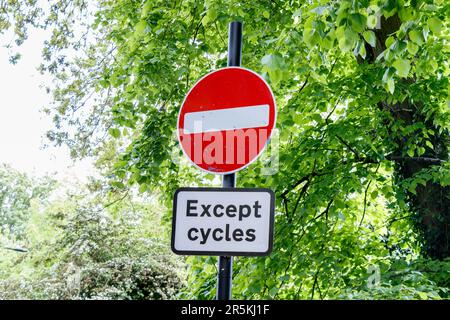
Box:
[0, 0, 449, 299]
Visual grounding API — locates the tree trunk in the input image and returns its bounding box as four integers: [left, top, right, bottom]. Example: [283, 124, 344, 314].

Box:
[362, 15, 449, 259]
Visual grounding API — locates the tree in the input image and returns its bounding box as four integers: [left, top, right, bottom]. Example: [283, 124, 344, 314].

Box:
[0, 164, 55, 240]
[0, 175, 184, 299]
[356, 7, 449, 260]
[1, 0, 448, 299]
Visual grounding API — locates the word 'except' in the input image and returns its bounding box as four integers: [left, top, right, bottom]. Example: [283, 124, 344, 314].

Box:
[186, 200, 262, 221]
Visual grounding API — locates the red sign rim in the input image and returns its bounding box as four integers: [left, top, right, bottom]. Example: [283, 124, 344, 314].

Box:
[177, 66, 277, 175]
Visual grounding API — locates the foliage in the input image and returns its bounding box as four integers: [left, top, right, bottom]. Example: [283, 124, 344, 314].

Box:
[0, 176, 184, 300]
[0, 164, 56, 240]
[337, 257, 449, 299]
[0, 0, 449, 300]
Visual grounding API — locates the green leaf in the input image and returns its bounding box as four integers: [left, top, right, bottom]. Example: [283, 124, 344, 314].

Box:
[427, 17, 442, 34]
[320, 31, 335, 50]
[202, 7, 218, 26]
[109, 128, 121, 138]
[418, 292, 428, 300]
[387, 78, 395, 94]
[408, 182, 417, 195]
[398, 7, 415, 21]
[349, 13, 367, 33]
[303, 28, 319, 47]
[337, 27, 358, 52]
[111, 181, 125, 189]
[383, 0, 397, 18]
[311, 113, 322, 123]
[248, 282, 261, 293]
[370, 190, 379, 200]
[363, 30, 376, 47]
[279, 274, 290, 282]
[393, 58, 411, 78]
[385, 36, 395, 48]
[268, 286, 278, 297]
[367, 15, 377, 29]
[409, 29, 424, 45]
[135, 20, 147, 35]
[407, 41, 419, 55]
[382, 67, 394, 83]
[395, 41, 407, 54]
[141, 0, 152, 17]
[138, 184, 147, 193]
[261, 54, 286, 84]
[262, 54, 284, 70]
[359, 41, 366, 58]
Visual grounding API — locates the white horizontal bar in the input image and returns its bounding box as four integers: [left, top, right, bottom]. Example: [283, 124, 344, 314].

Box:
[183, 104, 269, 134]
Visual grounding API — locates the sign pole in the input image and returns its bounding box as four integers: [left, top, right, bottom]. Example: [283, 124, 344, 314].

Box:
[216, 21, 242, 301]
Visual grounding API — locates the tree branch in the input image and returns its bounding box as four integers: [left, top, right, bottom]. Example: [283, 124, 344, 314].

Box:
[359, 164, 380, 227]
[282, 195, 291, 223]
[291, 179, 311, 216]
[310, 268, 321, 299]
[359, 179, 372, 227]
[298, 74, 309, 94]
[309, 199, 334, 224]
[281, 174, 312, 198]
[386, 155, 445, 164]
[2, 246, 28, 253]
[335, 134, 361, 160]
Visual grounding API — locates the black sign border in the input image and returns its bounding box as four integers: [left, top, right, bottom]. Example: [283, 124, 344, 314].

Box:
[171, 187, 275, 256]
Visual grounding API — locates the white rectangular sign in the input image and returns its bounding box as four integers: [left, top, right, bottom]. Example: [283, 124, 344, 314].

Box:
[183, 104, 270, 134]
[171, 188, 275, 256]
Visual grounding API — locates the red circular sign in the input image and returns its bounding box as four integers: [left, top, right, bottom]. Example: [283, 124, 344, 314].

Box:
[177, 67, 276, 174]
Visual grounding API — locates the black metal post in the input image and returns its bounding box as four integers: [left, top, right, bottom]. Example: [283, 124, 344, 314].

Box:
[216, 21, 242, 301]
[227, 21, 242, 67]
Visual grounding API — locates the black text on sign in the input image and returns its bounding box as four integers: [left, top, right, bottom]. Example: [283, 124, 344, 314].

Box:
[171, 188, 275, 256]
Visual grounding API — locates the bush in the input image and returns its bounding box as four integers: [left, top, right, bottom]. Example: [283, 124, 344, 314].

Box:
[0, 181, 185, 300]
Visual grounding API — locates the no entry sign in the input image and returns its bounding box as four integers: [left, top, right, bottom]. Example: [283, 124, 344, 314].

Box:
[177, 67, 276, 174]
[171, 188, 275, 256]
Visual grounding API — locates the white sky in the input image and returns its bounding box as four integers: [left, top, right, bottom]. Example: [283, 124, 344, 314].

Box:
[0, 28, 95, 181]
